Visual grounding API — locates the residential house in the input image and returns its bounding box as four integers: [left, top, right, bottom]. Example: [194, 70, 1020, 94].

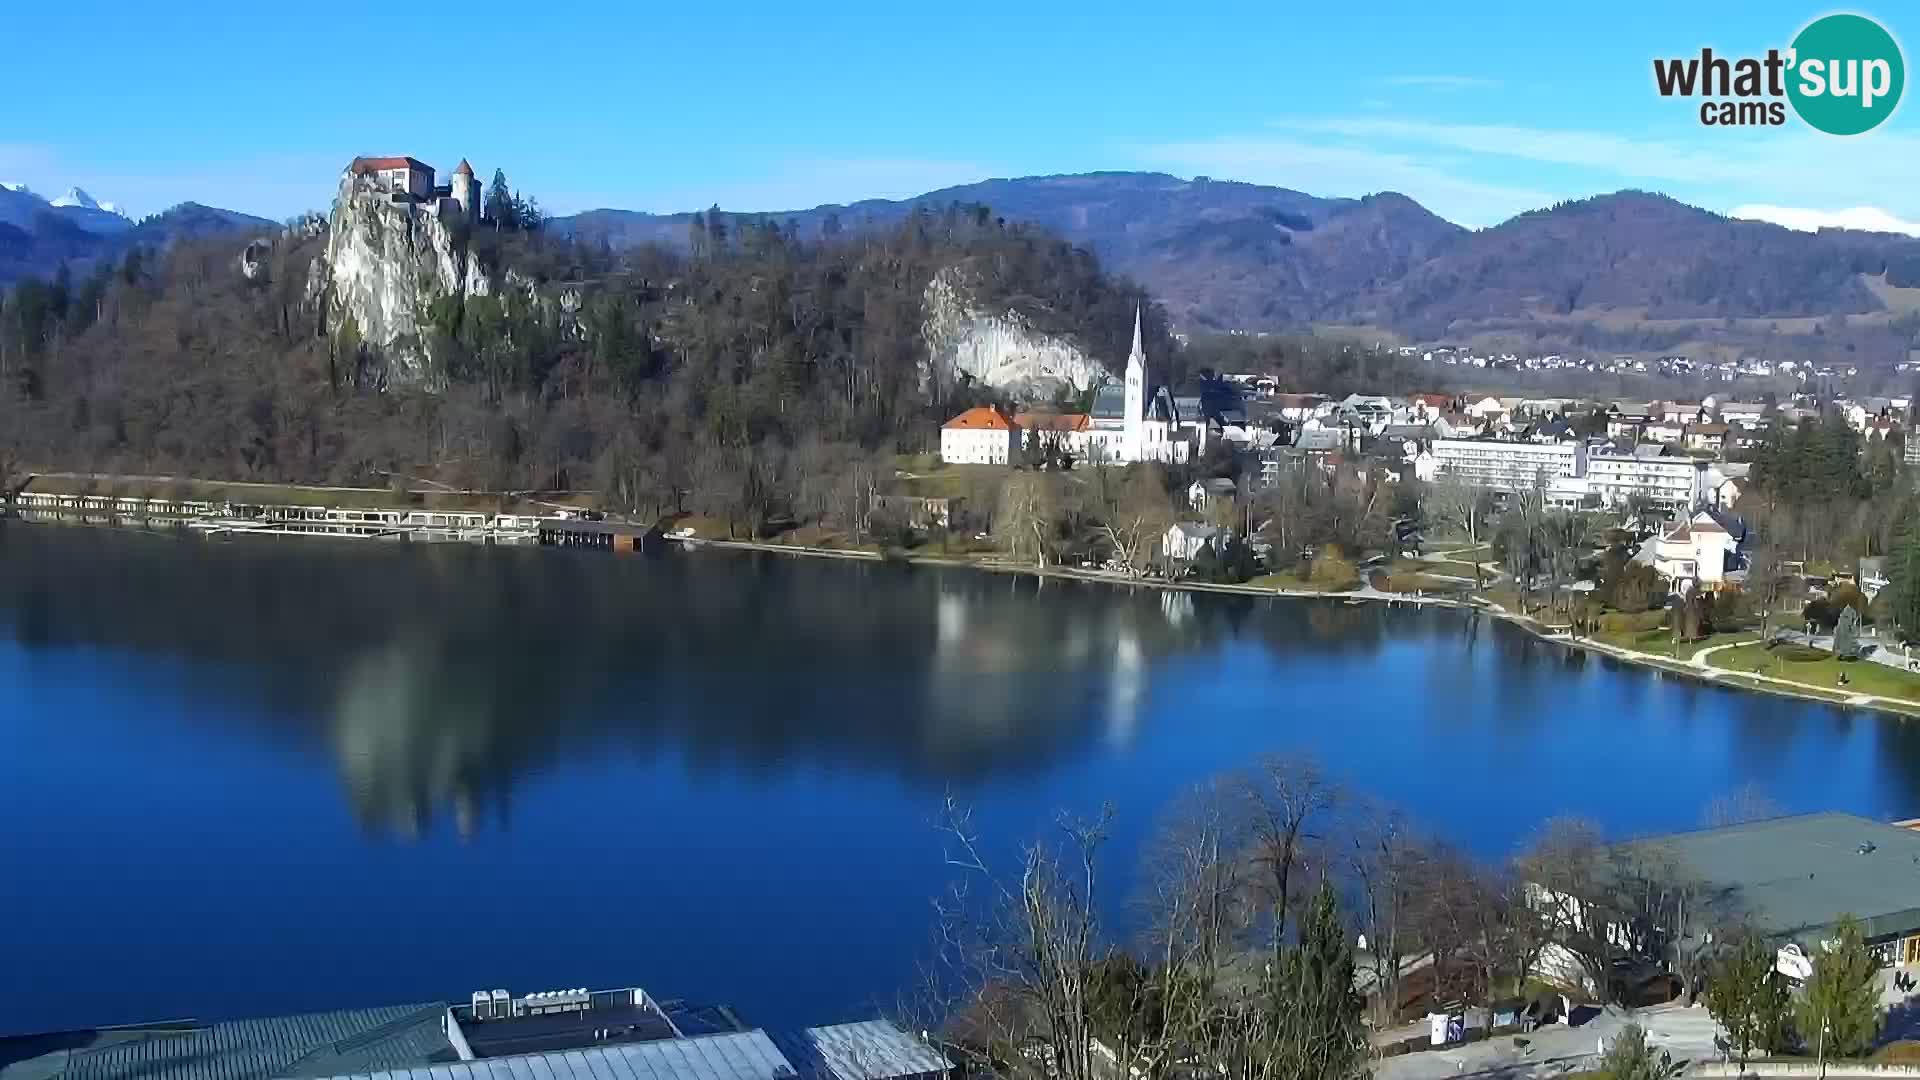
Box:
[1651, 508, 1748, 588]
[870, 494, 961, 531]
[1861, 556, 1890, 599]
[1684, 422, 1728, 455]
[1466, 395, 1506, 420]
[940, 406, 1020, 465]
[1866, 415, 1900, 442]
[1162, 521, 1229, 563]
[1644, 420, 1686, 445]
[1186, 477, 1237, 514]
[1271, 393, 1327, 423]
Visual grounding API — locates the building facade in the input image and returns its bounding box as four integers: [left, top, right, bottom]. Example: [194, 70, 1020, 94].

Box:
[1430, 438, 1586, 491]
[1081, 308, 1192, 465]
[1587, 452, 1707, 512]
[939, 406, 1020, 465]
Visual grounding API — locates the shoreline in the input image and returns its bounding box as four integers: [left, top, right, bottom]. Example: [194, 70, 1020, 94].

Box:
[683, 534, 1920, 720]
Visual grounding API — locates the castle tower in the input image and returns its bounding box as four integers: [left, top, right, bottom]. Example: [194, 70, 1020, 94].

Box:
[451, 158, 479, 225]
[1124, 305, 1146, 460]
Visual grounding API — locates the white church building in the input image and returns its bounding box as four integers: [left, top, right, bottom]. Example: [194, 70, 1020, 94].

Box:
[1079, 308, 1192, 466]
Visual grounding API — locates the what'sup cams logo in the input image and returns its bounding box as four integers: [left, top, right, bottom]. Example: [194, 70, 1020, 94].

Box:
[1654, 12, 1905, 134]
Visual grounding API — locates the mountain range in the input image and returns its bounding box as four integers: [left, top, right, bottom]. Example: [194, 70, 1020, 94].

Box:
[553, 172, 1920, 365]
[0, 184, 276, 286]
[10, 169, 1920, 371]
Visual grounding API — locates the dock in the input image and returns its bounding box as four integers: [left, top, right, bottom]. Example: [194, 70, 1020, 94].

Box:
[536, 519, 661, 552]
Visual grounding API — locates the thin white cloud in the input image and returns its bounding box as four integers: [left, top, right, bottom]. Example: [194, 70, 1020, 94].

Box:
[1384, 75, 1502, 90]
[1730, 204, 1920, 237]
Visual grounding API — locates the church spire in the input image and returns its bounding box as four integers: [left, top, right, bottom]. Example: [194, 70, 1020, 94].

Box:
[1130, 304, 1144, 361]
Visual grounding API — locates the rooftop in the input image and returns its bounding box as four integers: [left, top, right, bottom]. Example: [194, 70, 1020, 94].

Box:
[940, 406, 1015, 431]
[310, 1031, 801, 1080]
[348, 156, 433, 174]
[1619, 812, 1920, 943]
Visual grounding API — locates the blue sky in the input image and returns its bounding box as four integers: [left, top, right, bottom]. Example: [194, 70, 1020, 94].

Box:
[6, 1, 1920, 230]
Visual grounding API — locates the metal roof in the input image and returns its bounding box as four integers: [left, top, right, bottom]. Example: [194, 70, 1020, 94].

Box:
[766, 1024, 949, 1080]
[1, 1003, 455, 1080]
[1618, 812, 1920, 944]
[308, 1031, 799, 1080]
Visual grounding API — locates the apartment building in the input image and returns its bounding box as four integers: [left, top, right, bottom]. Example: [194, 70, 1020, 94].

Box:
[1431, 438, 1586, 491]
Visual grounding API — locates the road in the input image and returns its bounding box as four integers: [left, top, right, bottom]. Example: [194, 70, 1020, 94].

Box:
[1375, 1002, 1724, 1080]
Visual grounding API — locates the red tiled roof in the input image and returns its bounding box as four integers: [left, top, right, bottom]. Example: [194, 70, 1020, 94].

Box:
[349, 156, 433, 174]
[454, 158, 475, 177]
[943, 406, 1017, 431]
[1012, 411, 1089, 432]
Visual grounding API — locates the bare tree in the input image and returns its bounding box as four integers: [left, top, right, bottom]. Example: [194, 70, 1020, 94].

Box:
[1096, 466, 1174, 576]
[1425, 475, 1492, 586]
[1238, 756, 1341, 958]
[934, 796, 1114, 1080]
[1702, 783, 1784, 829]
[994, 473, 1057, 568]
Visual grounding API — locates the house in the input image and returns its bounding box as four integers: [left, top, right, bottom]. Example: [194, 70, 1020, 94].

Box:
[1271, 393, 1327, 423]
[1866, 415, 1900, 442]
[1644, 420, 1686, 445]
[1683, 422, 1727, 454]
[939, 406, 1020, 465]
[1187, 477, 1238, 513]
[346, 155, 481, 225]
[1466, 395, 1506, 420]
[1407, 393, 1453, 420]
[1651, 508, 1747, 588]
[1163, 521, 1229, 563]
[1861, 556, 1890, 599]
[869, 494, 961, 530]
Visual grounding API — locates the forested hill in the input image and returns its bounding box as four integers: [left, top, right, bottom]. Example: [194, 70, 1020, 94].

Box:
[553, 175, 1920, 362]
[0, 196, 277, 286]
[0, 205, 1163, 528]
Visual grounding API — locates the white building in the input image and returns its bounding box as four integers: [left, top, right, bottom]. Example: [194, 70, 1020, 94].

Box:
[1081, 308, 1192, 465]
[1430, 438, 1586, 491]
[939, 406, 1020, 465]
[345, 155, 481, 225]
[1587, 450, 1707, 512]
[1651, 509, 1744, 587]
[1162, 522, 1228, 563]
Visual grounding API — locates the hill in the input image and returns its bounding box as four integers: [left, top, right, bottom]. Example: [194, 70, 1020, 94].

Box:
[552, 175, 1920, 365]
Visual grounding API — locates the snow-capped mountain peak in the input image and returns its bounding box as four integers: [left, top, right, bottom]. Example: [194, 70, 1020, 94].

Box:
[97, 201, 122, 215]
[50, 186, 102, 210]
[0, 181, 34, 196]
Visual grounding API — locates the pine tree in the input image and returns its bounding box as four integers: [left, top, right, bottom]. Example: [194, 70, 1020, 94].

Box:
[1703, 934, 1789, 1071]
[1795, 914, 1882, 1062]
[1890, 520, 1920, 641]
[1267, 882, 1366, 1080]
[484, 169, 515, 231]
[1834, 605, 1862, 660]
[1597, 1024, 1679, 1080]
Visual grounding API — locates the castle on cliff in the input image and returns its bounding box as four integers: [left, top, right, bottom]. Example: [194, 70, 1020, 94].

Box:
[343, 155, 480, 225]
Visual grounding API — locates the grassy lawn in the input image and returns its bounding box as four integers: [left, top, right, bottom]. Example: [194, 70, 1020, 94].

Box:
[1590, 627, 1757, 661]
[1708, 642, 1920, 702]
[1250, 570, 1359, 593]
[892, 462, 1011, 500]
[1426, 543, 1494, 564]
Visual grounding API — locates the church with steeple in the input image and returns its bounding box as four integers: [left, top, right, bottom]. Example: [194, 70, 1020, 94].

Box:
[1083, 306, 1191, 465]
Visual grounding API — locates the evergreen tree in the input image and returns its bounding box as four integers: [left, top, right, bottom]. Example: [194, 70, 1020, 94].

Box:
[1597, 1024, 1679, 1080]
[1703, 934, 1789, 1071]
[1834, 605, 1862, 660]
[484, 169, 515, 231]
[1795, 914, 1882, 1061]
[1267, 882, 1366, 1080]
[1890, 520, 1920, 642]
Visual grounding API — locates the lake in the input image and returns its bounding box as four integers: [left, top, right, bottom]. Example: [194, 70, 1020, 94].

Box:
[2, 521, 1916, 1036]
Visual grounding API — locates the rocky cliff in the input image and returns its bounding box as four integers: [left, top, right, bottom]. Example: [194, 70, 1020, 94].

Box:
[314, 178, 491, 388]
[921, 266, 1109, 399]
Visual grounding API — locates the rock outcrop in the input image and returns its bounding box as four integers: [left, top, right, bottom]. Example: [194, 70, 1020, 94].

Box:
[921, 266, 1109, 400]
[314, 177, 491, 388]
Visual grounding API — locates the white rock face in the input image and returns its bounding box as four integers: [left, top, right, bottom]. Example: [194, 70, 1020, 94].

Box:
[318, 177, 491, 388]
[921, 267, 1109, 400]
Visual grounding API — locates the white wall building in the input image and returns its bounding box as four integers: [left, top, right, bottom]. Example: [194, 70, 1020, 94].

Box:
[1430, 438, 1586, 491]
[1587, 451, 1707, 512]
[939, 406, 1020, 465]
[1652, 511, 1744, 586]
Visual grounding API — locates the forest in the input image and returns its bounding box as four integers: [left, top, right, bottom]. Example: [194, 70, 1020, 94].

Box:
[0, 203, 1164, 534]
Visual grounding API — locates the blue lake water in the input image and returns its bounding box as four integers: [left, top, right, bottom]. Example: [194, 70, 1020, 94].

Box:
[2, 521, 1915, 1036]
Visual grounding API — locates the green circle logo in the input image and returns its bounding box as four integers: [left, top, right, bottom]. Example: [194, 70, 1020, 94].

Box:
[1787, 13, 1905, 135]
